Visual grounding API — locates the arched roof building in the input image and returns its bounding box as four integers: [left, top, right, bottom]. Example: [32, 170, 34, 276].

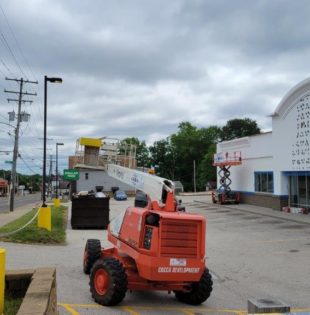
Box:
[216, 78, 310, 212]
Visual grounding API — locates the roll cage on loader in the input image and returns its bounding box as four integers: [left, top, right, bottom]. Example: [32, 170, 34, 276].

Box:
[83, 164, 213, 306]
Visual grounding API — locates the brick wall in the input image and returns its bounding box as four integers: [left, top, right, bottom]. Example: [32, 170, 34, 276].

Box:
[240, 193, 288, 211]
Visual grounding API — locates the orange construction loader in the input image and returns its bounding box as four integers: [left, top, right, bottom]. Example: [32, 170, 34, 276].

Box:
[83, 164, 213, 306]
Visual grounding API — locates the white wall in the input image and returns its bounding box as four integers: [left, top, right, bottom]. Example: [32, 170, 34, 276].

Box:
[77, 169, 133, 192]
[273, 92, 310, 172]
[217, 132, 273, 193]
[216, 79, 310, 197]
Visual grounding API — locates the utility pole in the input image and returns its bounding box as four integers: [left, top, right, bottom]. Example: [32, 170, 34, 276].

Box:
[4, 77, 38, 211]
[48, 155, 53, 197]
[193, 160, 196, 193]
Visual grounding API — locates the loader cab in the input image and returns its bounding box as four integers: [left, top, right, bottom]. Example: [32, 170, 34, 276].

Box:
[134, 191, 149, 208]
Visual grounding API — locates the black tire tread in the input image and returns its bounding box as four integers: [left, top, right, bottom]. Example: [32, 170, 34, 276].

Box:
[90, 258, 127, 306]
[83, 239, 101, 274]
[175, 268, 213, 305]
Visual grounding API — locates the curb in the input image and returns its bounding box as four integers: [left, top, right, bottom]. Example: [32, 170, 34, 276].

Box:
[6, 268, 57, 315]
[194, 200, 310, 226]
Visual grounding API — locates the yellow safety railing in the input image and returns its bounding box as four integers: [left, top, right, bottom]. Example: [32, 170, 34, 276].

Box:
[37, 206, 51, 231]
[53, 198, 61, 208]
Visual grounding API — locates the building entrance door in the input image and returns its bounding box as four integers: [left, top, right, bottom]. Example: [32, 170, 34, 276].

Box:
[289, 174, 310, 210]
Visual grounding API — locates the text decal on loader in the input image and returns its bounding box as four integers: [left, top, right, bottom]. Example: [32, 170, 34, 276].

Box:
[158, 267, 200, 273]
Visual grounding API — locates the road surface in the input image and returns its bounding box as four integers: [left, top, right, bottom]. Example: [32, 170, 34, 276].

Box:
[0, 193, 41, 212]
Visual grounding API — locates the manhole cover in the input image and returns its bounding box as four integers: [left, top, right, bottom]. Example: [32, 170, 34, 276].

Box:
[289, 249, 299, 253]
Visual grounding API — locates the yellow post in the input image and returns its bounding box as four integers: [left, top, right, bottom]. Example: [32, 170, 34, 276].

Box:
[0, 248, 6, 315]
[53, 198, 61, 208]
[37, 206, 51, 231]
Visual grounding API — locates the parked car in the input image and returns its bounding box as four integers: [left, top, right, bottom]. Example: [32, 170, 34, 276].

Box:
[114, 190, 127, 201]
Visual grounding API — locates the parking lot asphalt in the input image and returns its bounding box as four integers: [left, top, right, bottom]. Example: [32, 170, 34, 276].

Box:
[1, 195, 310, 315]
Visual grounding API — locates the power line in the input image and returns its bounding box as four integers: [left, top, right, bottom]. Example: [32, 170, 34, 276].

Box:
[19, 155, 38, 174]
[0, 33, 27, 79]
[0, 4, 43, 140]
[0, 4, 35, 80]
[0, 56, 14, 76]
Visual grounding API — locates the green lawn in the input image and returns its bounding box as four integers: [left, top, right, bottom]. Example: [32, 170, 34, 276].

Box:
[4, 295, 23, 315]
[0, 205, 67, 244]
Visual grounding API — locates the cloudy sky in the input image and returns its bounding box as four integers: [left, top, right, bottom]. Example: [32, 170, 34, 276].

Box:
[0, 0, 310, 174]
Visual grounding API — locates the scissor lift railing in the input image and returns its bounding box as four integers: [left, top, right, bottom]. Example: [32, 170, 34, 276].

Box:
[212, 151, 242, 204]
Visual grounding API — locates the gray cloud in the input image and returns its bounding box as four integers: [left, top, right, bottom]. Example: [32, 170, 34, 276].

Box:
[1, 0, 310, 173]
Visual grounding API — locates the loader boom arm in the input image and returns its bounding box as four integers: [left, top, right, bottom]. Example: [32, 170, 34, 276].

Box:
[107, 164, 175, 203]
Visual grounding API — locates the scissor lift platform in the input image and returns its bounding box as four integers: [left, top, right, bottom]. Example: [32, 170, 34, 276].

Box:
[212, 151, 242, 205]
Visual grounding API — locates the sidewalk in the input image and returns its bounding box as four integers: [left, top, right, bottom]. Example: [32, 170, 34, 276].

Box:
[193, 196, 310, 225]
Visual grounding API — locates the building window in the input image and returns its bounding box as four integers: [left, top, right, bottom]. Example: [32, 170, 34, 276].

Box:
[255, 172, 273, 193]
[85, 173, 89, 180]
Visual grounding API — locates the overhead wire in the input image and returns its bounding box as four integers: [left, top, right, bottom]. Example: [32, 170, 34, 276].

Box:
[0, 33, 28, 79]
[19, 154, 39, 174]
[0, 4, 61, 175]
[0, 56, 14, 77]
[0, 3, 43, 152]
[0, 4, 35, 80]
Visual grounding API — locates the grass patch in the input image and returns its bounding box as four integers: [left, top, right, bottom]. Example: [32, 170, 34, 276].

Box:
[4, 294, 23, 315]
[0, 205, 67, 244]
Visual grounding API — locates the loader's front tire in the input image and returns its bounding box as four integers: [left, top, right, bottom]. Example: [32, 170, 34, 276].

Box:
[175, 268, 213, 305]
[83, 239, 101, 274]
[90, 258, 127, 306]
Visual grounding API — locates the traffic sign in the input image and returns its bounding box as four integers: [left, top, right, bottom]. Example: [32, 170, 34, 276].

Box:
[63, 169, 79, 180]
[5, 161, 12, 164]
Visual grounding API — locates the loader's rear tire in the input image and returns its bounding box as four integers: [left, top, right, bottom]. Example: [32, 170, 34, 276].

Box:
[90, 258, 127, 306]
[175, 268, 213, 305]
[83, 239, 101, 274]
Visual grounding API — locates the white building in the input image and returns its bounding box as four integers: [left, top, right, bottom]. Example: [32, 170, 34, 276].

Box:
[216, 78, 310, 211]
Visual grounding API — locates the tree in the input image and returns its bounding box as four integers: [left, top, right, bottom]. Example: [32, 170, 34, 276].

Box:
[220, 118, 260, 141]
[197, 143, 217, 190]
[149, 138, 175, 179]
[169, 122, 221, 191]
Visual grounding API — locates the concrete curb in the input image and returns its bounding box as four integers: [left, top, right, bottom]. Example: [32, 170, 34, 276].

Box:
[194, 200, 310, 226]
[5, 268, 57, 315]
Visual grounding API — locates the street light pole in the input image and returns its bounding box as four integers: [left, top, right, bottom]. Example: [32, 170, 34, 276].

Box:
[56, 142, 64, 199]
[42, 76, 62, 207]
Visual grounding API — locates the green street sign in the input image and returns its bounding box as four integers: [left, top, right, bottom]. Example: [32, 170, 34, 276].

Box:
[5, 160, 13, 164]
[63, 169, 79, 180]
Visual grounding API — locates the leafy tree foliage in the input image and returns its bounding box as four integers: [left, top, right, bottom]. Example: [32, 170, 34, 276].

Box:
[149, 138, 176, 179]
[221, 118, 260, 141]
[197, 144, 217, 189]
[169, 122, 221, 191]
[0, 170, 41, 191]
